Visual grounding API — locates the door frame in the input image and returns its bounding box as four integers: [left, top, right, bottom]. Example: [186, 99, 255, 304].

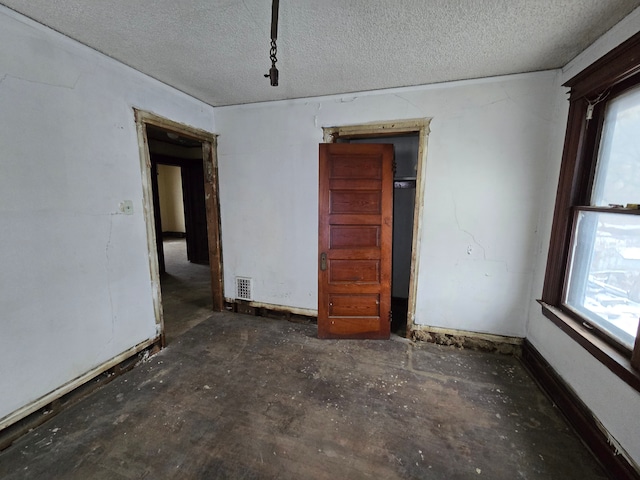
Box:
[134, 109, 224, 345]
[323, 118, 430, 336]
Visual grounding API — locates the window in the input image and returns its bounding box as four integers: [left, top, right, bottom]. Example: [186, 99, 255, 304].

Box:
[565, 88, 640, 350]
[542, 32, 640, 388]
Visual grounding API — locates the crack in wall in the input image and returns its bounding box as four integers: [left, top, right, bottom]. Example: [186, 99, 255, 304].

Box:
[452, 199, 487, 261]
[0, 72, 82, 91]
[312, 102, 321, 127]
[104, 215, 116, 343]
[304, 101, 322, 128]
[394, 93, 422, 113]
[499, 84, 554, 123]
[452, 198, 510, 272]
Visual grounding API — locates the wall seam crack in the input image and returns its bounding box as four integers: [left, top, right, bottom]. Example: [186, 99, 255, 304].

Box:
[453, 199, 487, 261]
[0, 72, 82, 90]
[105, 215, 115, 343]
[393, 94, 422, 112]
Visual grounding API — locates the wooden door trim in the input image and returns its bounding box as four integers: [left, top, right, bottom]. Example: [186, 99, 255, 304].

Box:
[134, 109, 224, 346]
[323, 119, 431, 337]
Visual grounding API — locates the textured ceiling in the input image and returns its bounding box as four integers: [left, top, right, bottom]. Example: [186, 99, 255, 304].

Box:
[1, 0, 639, 106]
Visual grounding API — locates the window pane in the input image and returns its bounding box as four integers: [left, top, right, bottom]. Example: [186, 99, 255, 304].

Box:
[565, 211, 640, 349]
[592, 86, 640, 207]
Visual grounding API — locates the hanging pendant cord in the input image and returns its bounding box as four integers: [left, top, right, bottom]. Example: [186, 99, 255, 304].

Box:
[265, 0, 279, 86]
[271, 0, 279, 41]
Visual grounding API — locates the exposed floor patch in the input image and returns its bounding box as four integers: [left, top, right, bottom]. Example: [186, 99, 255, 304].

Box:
[160, 237, 212, 343]
[0, 313, 606, 479]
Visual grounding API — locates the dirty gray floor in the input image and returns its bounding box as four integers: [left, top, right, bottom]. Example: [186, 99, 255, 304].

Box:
[0, 313, 607, 479]
[160, 238, 212, 343]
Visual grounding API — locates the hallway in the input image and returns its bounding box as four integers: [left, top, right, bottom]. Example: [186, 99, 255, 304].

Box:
[160, 237, 212, 343]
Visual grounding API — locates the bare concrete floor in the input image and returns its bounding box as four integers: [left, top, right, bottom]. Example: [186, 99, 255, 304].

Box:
[160, 238, 212, 343]
[0, 313, 606, 479]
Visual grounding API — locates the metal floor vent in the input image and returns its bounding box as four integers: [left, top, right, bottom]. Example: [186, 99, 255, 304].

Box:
[236, 277, 253, 301]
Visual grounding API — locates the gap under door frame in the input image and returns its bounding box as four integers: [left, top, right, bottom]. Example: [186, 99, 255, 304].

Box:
[323, 118, 431, 337]
[134, 109, 224, 346]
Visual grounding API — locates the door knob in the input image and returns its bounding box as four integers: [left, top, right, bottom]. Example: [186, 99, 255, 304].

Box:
[320, 253, 327, 271]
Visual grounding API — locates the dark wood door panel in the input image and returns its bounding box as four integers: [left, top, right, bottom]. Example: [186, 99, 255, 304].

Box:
[330, 191, 382, 215]
[330, 225, 380, 249]
[322, 317, 389, 339]
[330, 155, 383, 179]
[329, 294, 380, 317]
[328, 259, 380, 283]
[329, 178, 382, 190]
[326, 214, 381, 225]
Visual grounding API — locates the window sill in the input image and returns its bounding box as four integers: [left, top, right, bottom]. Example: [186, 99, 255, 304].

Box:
[538, 300, 640, 394]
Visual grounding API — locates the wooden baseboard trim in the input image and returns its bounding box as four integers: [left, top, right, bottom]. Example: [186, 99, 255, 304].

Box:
[0, 337, 162, 451]
[521, 340, 640, 480]
[224, 299, 317, 324]
[410, 325, 523, 355]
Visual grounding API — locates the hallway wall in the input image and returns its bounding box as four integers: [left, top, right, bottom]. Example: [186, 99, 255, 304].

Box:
[0, 7, 215, 424]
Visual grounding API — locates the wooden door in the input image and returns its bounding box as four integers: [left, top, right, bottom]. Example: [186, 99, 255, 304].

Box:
[182, 162, 209, 265]
[318, 143, 394, 339]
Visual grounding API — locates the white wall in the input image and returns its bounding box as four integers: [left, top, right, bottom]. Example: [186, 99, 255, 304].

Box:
[526, 7, 640, 466]
[215, 70, 558, 336]
[0, 7, 214, 422]
[157, 164, 186, 233]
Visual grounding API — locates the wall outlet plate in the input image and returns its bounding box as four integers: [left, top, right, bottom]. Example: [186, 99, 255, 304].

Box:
[120, 200, 133, 215]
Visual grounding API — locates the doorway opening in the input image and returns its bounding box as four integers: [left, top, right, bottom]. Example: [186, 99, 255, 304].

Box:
[135, 110, 224, 346]
[338, 134, 418, 335]
[148, 126, 212, 342]
[323, 119, 430, 337]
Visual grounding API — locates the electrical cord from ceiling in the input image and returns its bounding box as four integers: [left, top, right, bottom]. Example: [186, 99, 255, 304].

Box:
[264, 0, 279, 86]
